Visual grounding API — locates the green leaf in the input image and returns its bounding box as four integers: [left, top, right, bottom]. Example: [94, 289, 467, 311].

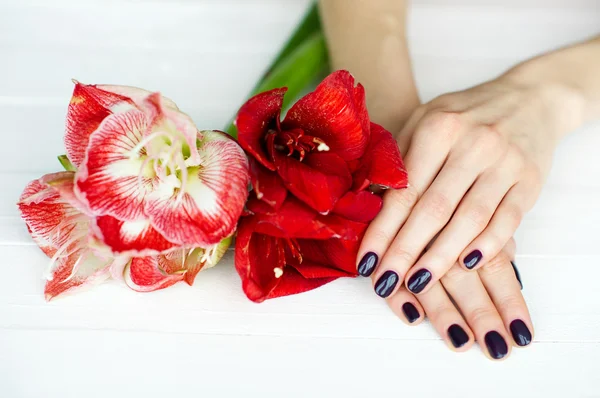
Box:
[225, 32, 328, 138]
[57, 154, 76, 171]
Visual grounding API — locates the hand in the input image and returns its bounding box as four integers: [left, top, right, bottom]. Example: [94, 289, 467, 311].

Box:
[357, 72, 580, 296]
[386, 240, 532, 360]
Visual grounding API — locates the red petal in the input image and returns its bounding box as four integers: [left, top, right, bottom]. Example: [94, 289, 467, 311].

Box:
[44, 249, 112, 301]
[234, 218, 285, 303]
[265, 267, 336, 300]
[124, 256, 184, 292]
[64, 83, 137, 167]
[75, 109, 151, 221]
[332, 191, 383, 223]
[290, 260, 355, 279]
[94, 216, 177, 255]
[298, 233, 364, 276]
[18, 172, 90, 255]
[236, 88, 287, 171]
[146, 130, 249, 247]
[294, 214, 363, 240]
[283, 70, 370, 161]
[252, 196, 318, 238]
[273, 151, 352, 214]
[97, 84, 179, 110]
[353, 122, 409, 190]
[249, 157, 287, 209]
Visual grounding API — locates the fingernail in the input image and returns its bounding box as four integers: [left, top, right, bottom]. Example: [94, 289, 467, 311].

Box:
[357, 252, 378, 277]
[464, 250, 483, 269]
[447, 324, 469, 348]
[407, 269, 432, 294]
[511, 261, 523, 290]
[402, 302, 420, 323]
[510, 319, 532, 346]
[484, 331, 508, 359]
[374, 270, 399, 298]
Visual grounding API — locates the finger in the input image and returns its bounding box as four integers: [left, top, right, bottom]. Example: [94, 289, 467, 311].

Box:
[356, 114, 453, 278]
[416, 281, 474, 352]
[441, 263, 512, 361]
[385, 285, 425, 326]
[403, 154, 520, 292]
[459, 180, 535, 272]
[504, 237, 517, 260]
[478, 250, 533, 348]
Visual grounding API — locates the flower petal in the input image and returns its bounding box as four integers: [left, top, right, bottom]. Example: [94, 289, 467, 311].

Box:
[124, 256, 184, 292]
[141, 93, 201, 166]
[146, 130, 249, 247]
[353, 122, 409, 190]
[252, 196, 318, 238]
[236, 88, 287, 171]
[290, 260, 354, 279]
[234, 218, 285, 303]
[44, 249, 112, 301]
[94, 216, 177, 255]
[75, 109, 152, 221]
[65, 82, 138, 167]
[332, 191, 383, 223]
[18, 172, 89, 254]
[97, 84, 179, 110]
[249, 157, 287, 209]
[283, 70, 370, 161]
[273, 151, 352, 214]
[266, 266, 336, 300]
[298, 234, 364, 276]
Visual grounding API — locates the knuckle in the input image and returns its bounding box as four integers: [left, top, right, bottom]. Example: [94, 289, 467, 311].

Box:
[477, 126, 505, 154]
[506, 144, 527, 174]
[496, 294, 523, 313]
[444, 264, 469, 282]
[386, 186, 420, 211]
[419, 111, 464, 141]
[420, 191, 454, 223]
[479, 252, 510, 278]
[386, 244, 417, 267]
[368, 227, 395, 246]
[467, 305, 497, 325]
[502, 203, 523, 229]
[464, 201, 494, 230]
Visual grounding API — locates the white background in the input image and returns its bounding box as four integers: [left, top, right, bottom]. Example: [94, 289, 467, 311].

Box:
[1, 0, 600, 397]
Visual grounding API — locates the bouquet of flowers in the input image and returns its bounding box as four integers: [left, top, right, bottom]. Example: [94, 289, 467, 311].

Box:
[17, 5, 408, 302]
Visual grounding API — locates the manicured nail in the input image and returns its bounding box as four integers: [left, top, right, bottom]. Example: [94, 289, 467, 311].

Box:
[510, 319, 532, 346]
[402, 302, 420, 323]
[511, 261, 523, 290]
[464, 250, 482, 269]
[447, 324, 469, 348]
[484, 331, 508, 359]
[374, 270, 399, 298]
[407, 269, 432, 294]
[357, 252, 378, 277]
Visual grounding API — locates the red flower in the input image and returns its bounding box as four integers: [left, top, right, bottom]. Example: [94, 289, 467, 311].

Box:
[234, 71, 408, 302]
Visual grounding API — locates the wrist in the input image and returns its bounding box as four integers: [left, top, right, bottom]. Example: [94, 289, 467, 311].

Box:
[503, 57, 588, 141]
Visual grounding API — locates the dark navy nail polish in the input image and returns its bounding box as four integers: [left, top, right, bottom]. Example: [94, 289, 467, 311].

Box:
[407, 269, 432, 294]
[374, 270, 399, 298]
[464, 250, 483, 269]
[402, 302, 420, 323]
[485, 331, 508, 359]
[357, 252, 378, 277]
[510, 319, 532, 346]
[447, 324, 469, 348]
[511, 261, 523, 290]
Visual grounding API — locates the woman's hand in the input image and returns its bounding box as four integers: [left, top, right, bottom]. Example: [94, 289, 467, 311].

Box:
[386, 240, 532, 360]
[357, 68, 585, 297]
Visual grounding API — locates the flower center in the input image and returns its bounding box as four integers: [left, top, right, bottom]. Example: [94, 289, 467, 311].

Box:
[271, 128, 329, 161]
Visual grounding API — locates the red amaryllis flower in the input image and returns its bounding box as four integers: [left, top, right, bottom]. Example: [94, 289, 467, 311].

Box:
[234, 70, 408, 302]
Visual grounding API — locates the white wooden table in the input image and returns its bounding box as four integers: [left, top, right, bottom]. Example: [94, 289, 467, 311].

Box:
[1, 0, 600, 397]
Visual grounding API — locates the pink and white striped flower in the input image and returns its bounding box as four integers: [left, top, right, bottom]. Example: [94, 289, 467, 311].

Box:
[18, 82, 249, 300]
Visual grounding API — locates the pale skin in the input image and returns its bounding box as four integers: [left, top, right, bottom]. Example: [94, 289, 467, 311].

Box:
[319, 0, 600, 359]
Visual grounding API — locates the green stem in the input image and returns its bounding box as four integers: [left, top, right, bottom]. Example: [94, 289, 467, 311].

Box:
[224, 3, 329, 138]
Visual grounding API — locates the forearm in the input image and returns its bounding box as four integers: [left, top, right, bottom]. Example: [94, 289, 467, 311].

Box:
[505, 35, 600, 137]
[318, 0, 420, 133]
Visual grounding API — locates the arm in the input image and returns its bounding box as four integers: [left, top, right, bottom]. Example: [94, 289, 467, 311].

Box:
[318, 0, 420, 133]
